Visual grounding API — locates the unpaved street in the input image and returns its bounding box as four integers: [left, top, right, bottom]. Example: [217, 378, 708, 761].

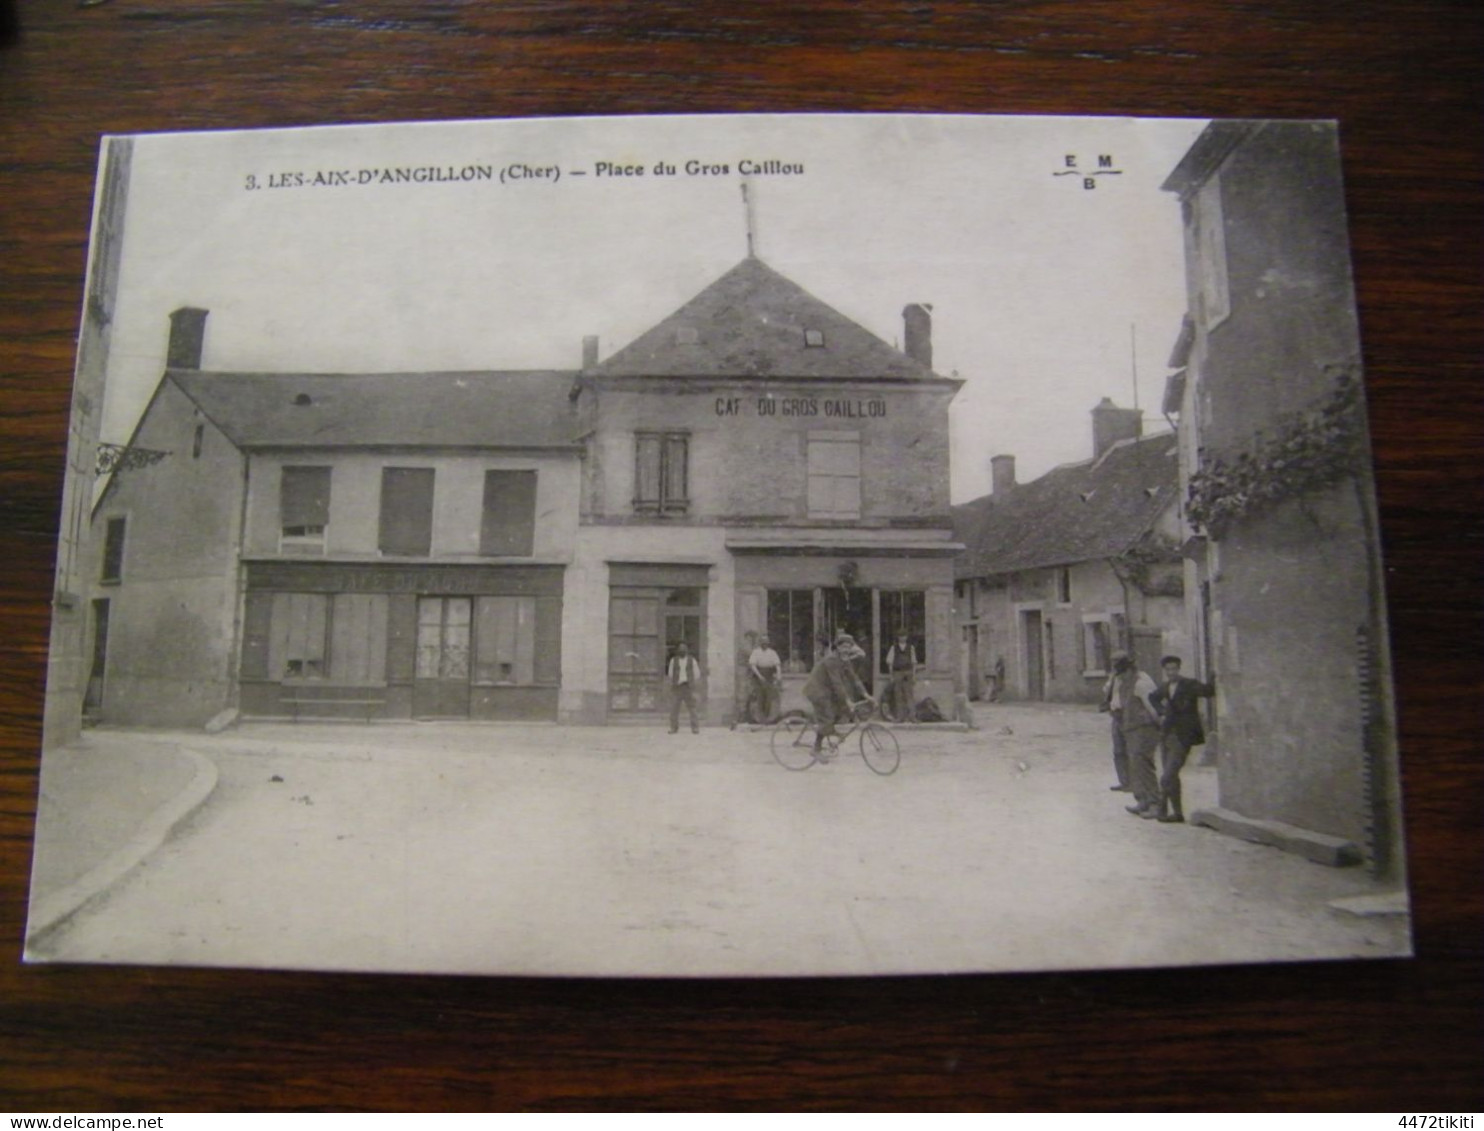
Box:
[30, 705, 1409, 976]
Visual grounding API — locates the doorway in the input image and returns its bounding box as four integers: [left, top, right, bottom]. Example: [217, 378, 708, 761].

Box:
[414, 596, 472, 718]
[84, 597, 110, 716]
[1021, 609, 1045, 699]
[609, 584, 707, 715]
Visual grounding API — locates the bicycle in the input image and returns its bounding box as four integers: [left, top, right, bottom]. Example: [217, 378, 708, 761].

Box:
[771, 698, 901, 776]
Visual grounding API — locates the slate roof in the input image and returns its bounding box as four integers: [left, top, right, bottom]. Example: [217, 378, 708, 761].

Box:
[170, 369, 580, 449]
[591, 256, 943, 381]
[952, 433, 1180, 579]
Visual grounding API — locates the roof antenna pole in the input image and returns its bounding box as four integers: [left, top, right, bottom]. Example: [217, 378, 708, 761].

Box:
[742, 180, 756, 258]
[1130, 322, 1139, 411]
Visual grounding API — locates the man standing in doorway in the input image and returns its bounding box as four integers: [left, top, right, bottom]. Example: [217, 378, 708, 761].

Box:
[667, 641, 702, 734]
[746, 635, 782, 725]
[884, 631, 919, 723]
[1150, 655, 1217, 823]
[1109, 650, 1162, 818]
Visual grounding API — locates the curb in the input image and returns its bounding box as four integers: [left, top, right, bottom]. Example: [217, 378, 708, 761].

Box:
[24, 748, 219, 951]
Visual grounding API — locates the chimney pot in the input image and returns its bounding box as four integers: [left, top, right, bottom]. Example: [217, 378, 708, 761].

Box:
[582, 335, 599, 369]
[902, 303, 932, 369]
[990, 453, 1016, 496]
[167, 307, 209, 370]
[1091, 398, 1143, 459]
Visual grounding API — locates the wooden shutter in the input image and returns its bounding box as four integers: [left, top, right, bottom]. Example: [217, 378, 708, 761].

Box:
[480, 470, 537, 556]
[378, 467, 435, 555]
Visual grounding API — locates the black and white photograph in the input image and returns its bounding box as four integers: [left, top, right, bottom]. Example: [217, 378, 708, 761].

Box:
[25, 112, 1411, 977]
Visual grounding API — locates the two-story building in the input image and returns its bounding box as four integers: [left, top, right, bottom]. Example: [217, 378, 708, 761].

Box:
[561, 255, 964, 725]
[85, 309, 581, 726]
[1161, 121, 1400, 872]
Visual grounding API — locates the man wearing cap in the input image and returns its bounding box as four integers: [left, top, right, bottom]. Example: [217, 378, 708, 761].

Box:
[1108, 651, 1163, 817]
[803, 634, 871, 760]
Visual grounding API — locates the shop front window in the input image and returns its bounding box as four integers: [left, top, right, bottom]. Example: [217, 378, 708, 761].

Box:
[766, 589, 816, 673]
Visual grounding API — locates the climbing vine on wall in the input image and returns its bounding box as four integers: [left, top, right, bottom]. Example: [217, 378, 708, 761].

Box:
[1113, 534, 1185, 597]
[1185, 365, 1366, 538]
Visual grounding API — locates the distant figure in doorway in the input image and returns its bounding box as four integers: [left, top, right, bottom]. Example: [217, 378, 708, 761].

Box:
[1108, 651, 1162, 818]
[1149, 656, 1217, 824]
[989, 655, 1006, 702]
[803, 634, 871, 760]
[884, 632, 919, 722]
[746, 635, 782, 725]
[667, 642, 702, 735]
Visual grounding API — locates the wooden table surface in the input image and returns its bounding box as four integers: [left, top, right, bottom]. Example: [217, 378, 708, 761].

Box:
[1, 1, 1479, 1111]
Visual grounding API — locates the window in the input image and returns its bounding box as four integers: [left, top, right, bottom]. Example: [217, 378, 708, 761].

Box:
[1056, 567, 1072, 604]
[379, 467, 435, 556]
[270, 592, 329, 679]
[880, 589, 928, 667]
[807, 432, 861, 519]
[480, 470, 537, 556]
[767, 589, 816, 673]
[1045, 619, 1056, 680]
[803, 328, 825, 347]
[1082, 616, 1113, 675]
[1194, 176, 1230, 330]
[100, 516, 126, 583]
[281, 466, 331, 552]
[329, 593, 388, 685]
[634, 432, 689, 515]
[473, 596, 536, 685]
[192, 423, 205, 459]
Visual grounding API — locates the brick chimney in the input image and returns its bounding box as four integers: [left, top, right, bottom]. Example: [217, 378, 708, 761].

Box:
[167, 307, 209, 370]
[1091, 397, 1142, 459]
[582, 334, 599, 369]
[990, 454, 1016, 496]
[903, 303, 932, 368]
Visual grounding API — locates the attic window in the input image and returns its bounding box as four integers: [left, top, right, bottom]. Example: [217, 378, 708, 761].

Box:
[675, 327, 699, 345]
[803, 329, 825, 348]
[293, 393, 313, 406]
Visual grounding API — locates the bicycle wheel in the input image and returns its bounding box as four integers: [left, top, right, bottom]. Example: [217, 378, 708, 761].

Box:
[771, 712, 818, 771]
[859, 721, 900, 776]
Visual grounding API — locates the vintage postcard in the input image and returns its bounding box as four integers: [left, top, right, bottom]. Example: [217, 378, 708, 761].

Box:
[26, 114, 1410, 976]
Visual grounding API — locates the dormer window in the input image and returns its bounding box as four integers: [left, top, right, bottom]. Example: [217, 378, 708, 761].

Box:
[803, 329, 825, 348]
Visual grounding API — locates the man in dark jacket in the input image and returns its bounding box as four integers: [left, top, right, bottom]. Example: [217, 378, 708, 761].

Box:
[1149, 655, 1217, 823]
[803, 634, 870, 760]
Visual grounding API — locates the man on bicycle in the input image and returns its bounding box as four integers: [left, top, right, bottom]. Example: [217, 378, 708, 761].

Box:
[804, 634, 871, 760]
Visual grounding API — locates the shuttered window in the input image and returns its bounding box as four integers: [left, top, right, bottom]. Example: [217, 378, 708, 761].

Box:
[634, 432, 689, 514]
[473, 596, 536, 685]
[378, 467, 435, 556]
[807, 433, 861, 519]
[480, 470, 537, 556]
[281, 466, 331, 551]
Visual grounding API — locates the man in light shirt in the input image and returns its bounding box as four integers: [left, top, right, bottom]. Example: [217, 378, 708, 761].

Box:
[1107, 650, 1163, 818]
[667, 641, 702, 735]
[746, 635, 782, 725]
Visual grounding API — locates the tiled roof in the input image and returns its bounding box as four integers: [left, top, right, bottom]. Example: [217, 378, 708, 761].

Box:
[591, 256, 941, 381]
[952, 433, 1180, 578]
[171, 369, 580, 449]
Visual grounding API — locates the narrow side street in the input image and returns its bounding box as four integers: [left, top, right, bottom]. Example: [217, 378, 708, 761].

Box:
[27, 704, 1409, 977]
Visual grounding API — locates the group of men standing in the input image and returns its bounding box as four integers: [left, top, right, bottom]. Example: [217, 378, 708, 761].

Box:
[1102, 651, 1216, 823]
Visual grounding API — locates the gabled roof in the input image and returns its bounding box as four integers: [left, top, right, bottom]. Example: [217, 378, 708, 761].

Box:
[170, 369, 580, 449]
[952, 433, 1179, 579]
[591, 256, 942, 381]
